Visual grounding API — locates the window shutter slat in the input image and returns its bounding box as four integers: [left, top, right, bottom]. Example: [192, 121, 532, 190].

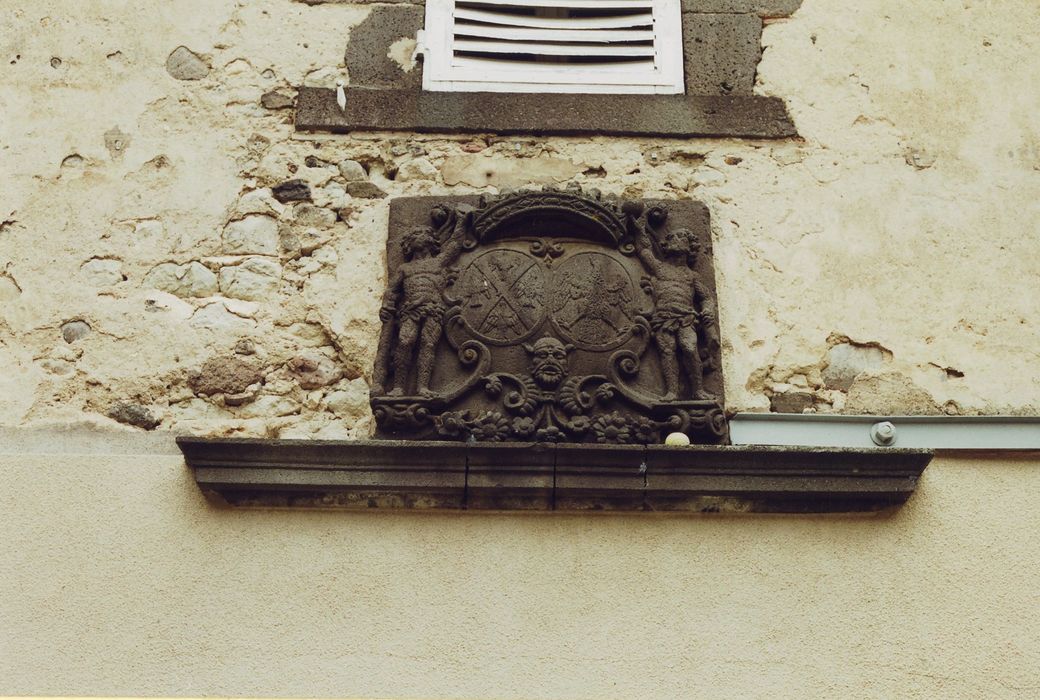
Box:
[454, 7, 655, 29]
[454, 26, 656, 44]
[454, 39, 656, 57]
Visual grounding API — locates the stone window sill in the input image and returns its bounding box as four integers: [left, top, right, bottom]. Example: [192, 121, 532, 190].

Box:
[294, 87, 797, 139]
[178, 437, 931, 514]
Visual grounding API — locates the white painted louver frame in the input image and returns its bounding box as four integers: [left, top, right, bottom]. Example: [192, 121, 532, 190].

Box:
[420, 0, 685, 94]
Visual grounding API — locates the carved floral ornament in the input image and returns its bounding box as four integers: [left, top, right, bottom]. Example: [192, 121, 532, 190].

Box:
[371, 187, 728, 445]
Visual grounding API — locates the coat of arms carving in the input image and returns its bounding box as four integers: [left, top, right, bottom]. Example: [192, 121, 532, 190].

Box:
[371, 188, 728, 444]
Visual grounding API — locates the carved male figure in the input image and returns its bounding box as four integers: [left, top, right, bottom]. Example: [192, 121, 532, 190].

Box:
[374, 205, 471, 396]
[635, 224, 720, 401]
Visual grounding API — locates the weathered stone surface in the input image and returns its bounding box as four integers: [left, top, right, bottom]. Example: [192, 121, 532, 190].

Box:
[106, 402, 161, 430]
[165, 46, 209, 80]
[682, 0, 802, 16]
[218, 258, 282, 300]
[222, 215, 280, 255]
[295, 87, 799, 139]
[143, 262, 218, 298]
[770, 390, 814, 413]
[823, 342, 889, 392]
[271, 179, 311, 203]
[61, 320, 91, 343]
[683, 13, 762, 95]
[394, 157, 437, 182]
[190, 302, 256, 332]
[189, 356, 263, 396]
[337, 159, 368, 181]
[80, 259, 124, 286]
[260, 90, 293, 110]
[440, 155, 580, 188]
[325, 378, 371, 418]
[344, 181, 387, 199]
[293, 204, 337, 228]
[288, 352, 344, 389]
[344, 4, 424, 89]
[845, 371, 942, 416]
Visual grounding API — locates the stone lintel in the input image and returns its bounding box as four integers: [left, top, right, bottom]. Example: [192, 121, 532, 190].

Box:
[294, 87, 798, 139]
[179, 438, 932, 513]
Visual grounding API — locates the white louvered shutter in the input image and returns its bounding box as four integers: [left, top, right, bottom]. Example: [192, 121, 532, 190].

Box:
[420, 0, 685, 94]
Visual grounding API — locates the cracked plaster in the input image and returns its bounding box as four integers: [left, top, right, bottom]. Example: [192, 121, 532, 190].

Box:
[0, 0, 1038, 438]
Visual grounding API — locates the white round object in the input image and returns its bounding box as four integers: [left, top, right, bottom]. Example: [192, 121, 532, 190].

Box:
[664, 432, 691, 446]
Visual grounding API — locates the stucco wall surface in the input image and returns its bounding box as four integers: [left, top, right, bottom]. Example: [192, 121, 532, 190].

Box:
[1, 445, 1038, 698]
[1, 0, 1038, 437]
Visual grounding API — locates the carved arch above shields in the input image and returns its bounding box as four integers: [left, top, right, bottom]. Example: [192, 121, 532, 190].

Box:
[372, 188, 727, 445]
[472, 189, 629, 248]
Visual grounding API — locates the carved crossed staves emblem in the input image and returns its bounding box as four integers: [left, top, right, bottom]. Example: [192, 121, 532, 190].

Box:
[457, 250, 546, 343]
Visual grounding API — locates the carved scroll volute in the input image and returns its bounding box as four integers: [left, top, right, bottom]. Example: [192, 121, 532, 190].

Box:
[372, 190, 727, 445]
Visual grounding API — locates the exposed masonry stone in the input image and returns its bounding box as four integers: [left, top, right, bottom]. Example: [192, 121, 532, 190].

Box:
[165, 46, 209, 80]
[80, 259, 123, 286]
[683, 13, 762, 95]
[344, 181, 387, 199]
[106, 402, 160, 430]
[770, 391, 814, 414]
[272, 179, 311, 203]
[337, 159, 367, 181]
[344, 4, 424, 90]
[190, 302, 256, 332]
[189, 356, 263, 396]
[143, 261, 218, 298]
[823, 343, 890, 392]
[288, 353, 344, 390]
[261, 90, 293, 110]
[293, 204, 337, 228]
[218, 258, 282, 301]
[222, 215, 280, 255]
[61, 320, 91, 343]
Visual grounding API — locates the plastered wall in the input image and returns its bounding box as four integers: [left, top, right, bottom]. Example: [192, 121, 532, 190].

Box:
[1, 0, 1038, 439]
[2, 440, 1039, 697]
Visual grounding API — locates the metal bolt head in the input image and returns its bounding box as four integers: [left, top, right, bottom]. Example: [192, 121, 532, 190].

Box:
[871, 421, 897, 446]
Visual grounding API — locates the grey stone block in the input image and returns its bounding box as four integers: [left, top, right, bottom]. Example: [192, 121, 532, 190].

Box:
[683, 13, 762, 95]
[682, 0, 801, 17]
[345, 4, 424, 89]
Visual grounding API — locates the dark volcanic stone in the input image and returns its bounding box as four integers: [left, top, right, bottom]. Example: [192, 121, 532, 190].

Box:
[295, 87, 798, 139]
[344, 4, 424, 89]
[344, 181, 387, 199]
[261, 90, 294, 110]
[272, 179, 311, 203]
[682, 13, 762, 95]
[107, 402, 161, 430]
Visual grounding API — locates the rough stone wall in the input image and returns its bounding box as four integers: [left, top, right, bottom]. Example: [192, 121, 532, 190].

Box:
[2, 0, 1038, 437]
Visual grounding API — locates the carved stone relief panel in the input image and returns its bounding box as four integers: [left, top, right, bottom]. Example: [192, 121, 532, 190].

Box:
[371, 188, 728, 444]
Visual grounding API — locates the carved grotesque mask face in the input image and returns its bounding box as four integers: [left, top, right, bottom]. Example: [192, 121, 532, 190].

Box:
[524, 337, 574, 389]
